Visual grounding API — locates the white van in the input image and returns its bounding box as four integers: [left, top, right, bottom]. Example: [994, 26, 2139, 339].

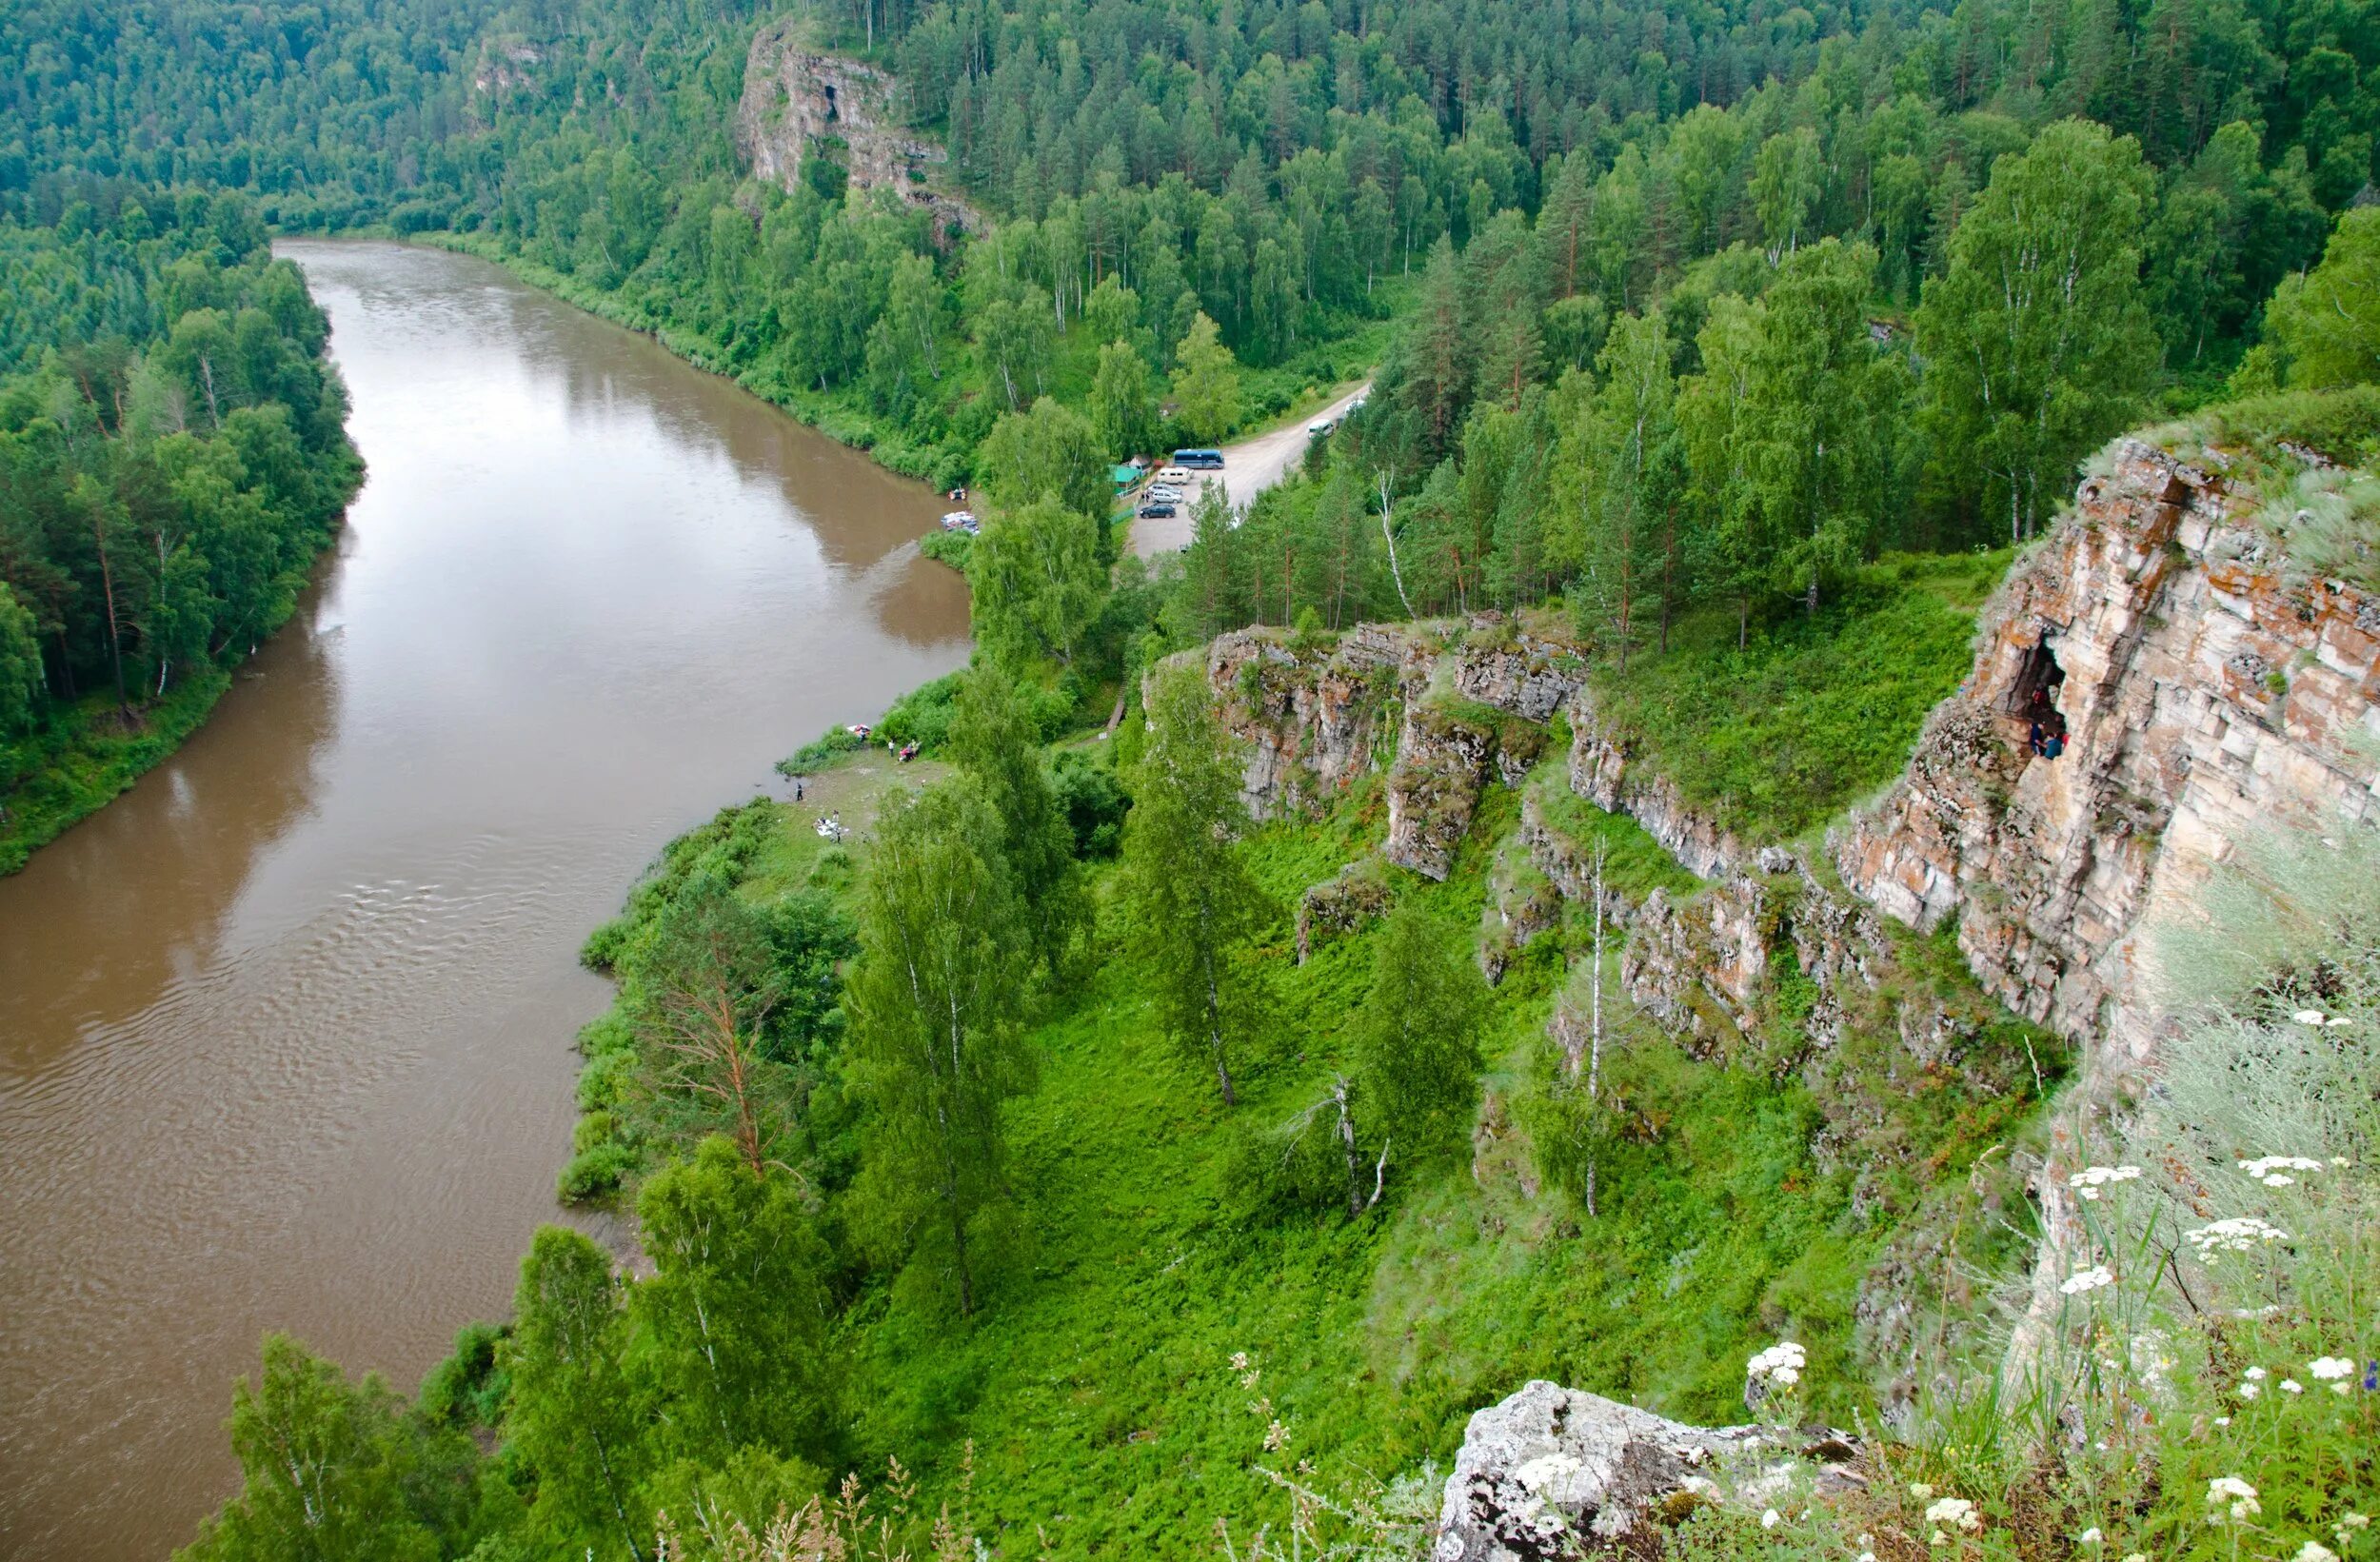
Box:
[1155, 465, 1193, 485]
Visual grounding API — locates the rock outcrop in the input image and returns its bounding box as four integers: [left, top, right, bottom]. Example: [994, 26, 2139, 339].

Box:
[1835, 439, 2380, 1072]
[1434, 1380, 1861, 1561]
[1567, 703, 1745, 881]
[737, 26, 982, 242]
[1193, 619, 1580, 881]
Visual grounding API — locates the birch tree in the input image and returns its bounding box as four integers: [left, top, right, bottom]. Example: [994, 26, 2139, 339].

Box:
[1120, 662, 1274, 1106]
[1916, 118, 2157, 543]
[844, 780, 1033, 1315]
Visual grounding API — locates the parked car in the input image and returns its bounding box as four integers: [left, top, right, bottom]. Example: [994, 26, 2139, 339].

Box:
[1146, 484, 1183, 502]
[1306, 417, 1337, 436]
[1136, 502, 1179, 520]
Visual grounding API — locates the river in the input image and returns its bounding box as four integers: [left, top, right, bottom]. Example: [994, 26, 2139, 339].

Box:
[0, 241, 971, 1559]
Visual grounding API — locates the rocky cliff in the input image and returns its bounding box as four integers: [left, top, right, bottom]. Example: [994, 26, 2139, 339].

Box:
[736, 25, 982, 242]
[1835, 438, 2380, 1076]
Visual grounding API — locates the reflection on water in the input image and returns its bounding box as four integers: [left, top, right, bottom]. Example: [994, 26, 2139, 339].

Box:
[0, 241, 970, 1561]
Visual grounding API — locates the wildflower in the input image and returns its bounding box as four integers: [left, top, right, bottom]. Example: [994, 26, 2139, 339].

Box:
[2239, 1156, 2324, 1186]
[2296, 1545, 2338, 1562]
[1926, 1497, 1982, 1533]
[2339, 1513, 2370, 1532]
[2329, 1016, 2354, 1028]
[2070, 1165, 2143, 1200]
[2293, 1009, 2328, 1025]
[2208, 1476, 2261, 1522]
[2246, 1366, 2270, 1380]
[2185, 1216, 2291, 1256]
[1760, 1509, 1781, 1531]
[1746, 1341, 1806, 1382]
[2309, 1356, 2354, 1382]
[2061, 1265, 2115, 1295]
[1229, 1351, 1250, 1373]
[1262, 1418, 1288, 1453]
[2239, 1382, 2262, 1398]
[2282, 1378, 2305, 1394]
[2078, 1527, 2104, 1545]
[2214, 1415, 2231, 1426]
[2121, 1554, 2149, 1562]
[1909, 1482, 1935, 1500]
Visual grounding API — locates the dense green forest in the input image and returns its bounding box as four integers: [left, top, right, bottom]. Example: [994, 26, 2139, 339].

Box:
[3, 0, 2378, 1555]
[0, 195, 363, 871]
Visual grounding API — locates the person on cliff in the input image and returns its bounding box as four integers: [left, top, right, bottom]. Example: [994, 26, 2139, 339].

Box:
[2031, 706, 2068, 760]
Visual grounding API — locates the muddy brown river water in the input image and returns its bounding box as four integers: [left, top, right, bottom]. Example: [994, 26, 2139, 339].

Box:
[0, 240, 970, 1559]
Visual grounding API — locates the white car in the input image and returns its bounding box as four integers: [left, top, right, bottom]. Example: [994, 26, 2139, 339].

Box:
[1146, 484, 1184, 502]
[1307, 418, 1337, 436]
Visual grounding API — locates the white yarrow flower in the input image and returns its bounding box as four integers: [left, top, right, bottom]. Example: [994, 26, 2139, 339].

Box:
[2207, 1476, 2261, 1522]
[2069, 1164, 2143, 1201]
[2282, 1378, 2304, 1394]
[2246, 1366, 2270, 1380]
[1746, 1340, 1806, 1382]
[1760, 1508, 1781, 1531]
[2309, 1355, 2355, 1381]
[2296, 1544, 2339, 1562]
[2293, 1009, 2328, 1025]
[2185, 1216, 2291, 1256]
[1925, 1496, 1981, 1533]
[2060, 1265, 2115, 1295]
[2077, 1526, 2104, 1545]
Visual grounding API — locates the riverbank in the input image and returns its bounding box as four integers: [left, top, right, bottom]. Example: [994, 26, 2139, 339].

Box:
[0, 677, 234, 876]
[414, 231, 969, 489]
[411, 230, 1394, 502]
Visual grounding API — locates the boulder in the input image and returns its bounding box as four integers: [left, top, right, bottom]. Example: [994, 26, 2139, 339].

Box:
[1433, 1381, 1860, 1559]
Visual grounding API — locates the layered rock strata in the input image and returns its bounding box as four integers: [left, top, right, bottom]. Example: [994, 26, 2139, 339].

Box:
[1835, 439, 2380, 1071]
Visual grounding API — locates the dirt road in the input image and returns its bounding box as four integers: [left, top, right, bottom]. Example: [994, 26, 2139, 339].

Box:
[1126, 380, 1372, 557]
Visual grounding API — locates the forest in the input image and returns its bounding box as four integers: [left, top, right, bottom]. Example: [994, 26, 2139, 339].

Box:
[1, 0, 2377, 1555]
[0, 194, 363, 870]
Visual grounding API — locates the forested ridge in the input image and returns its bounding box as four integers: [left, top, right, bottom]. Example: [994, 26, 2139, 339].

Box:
[0, 195, 363, 871]
[4, 0, 2380, 1556]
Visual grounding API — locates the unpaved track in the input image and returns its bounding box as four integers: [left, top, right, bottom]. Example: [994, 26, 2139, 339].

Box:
[1127, 380, 1372, 557]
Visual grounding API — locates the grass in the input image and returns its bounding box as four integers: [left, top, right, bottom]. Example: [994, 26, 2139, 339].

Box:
[644, 750, 2054, 1554]
[0, 667, 237, 875]
[1583, 550, 2012, 845]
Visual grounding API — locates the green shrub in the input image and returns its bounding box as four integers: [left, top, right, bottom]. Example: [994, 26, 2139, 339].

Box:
[780, 724, 865, 773]
[879, 671, 965, 750]
[1050, 747, 1131, 856]
[556, 1141, 635, 1204]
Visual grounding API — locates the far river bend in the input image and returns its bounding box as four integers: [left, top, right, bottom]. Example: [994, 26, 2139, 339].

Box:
[0, 240, 971, 1560]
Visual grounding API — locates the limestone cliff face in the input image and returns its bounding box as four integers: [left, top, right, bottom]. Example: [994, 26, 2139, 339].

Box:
[1835, 439, 2380, 1072]
[1194, 619, 1578, 881]
[736, 25, 982, 242]
[1194, 439, 2380, 1078]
